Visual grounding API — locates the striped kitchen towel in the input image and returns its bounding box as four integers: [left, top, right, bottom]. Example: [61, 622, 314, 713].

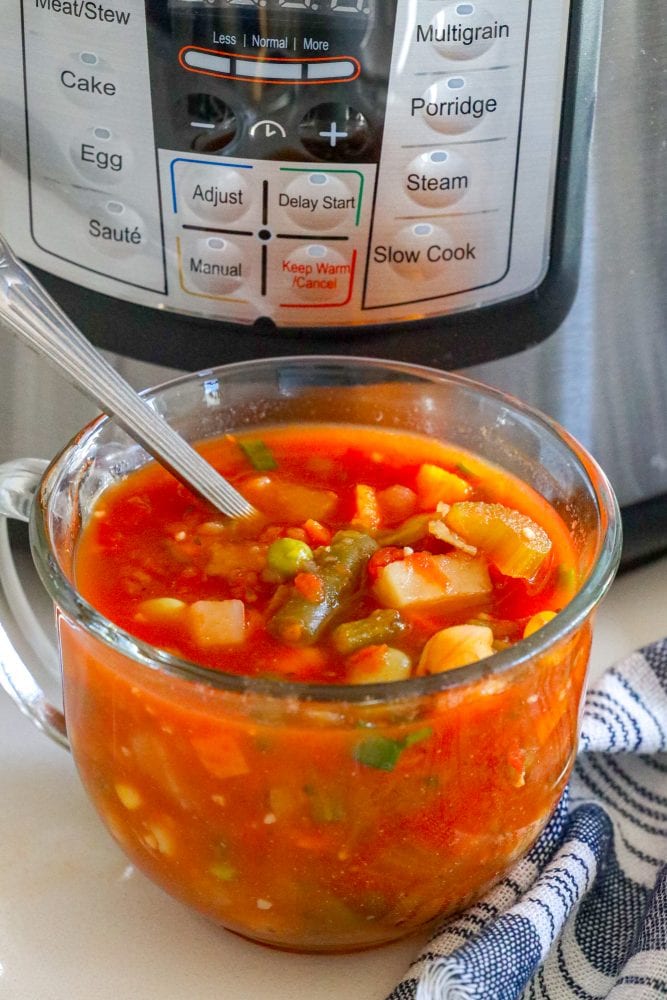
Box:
[388, 638, 667, 1000]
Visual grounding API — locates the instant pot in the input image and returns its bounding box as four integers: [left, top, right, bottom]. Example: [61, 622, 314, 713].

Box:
[0, 0, 665, 564]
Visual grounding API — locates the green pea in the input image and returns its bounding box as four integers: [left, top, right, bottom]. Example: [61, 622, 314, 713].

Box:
[267, 537, 314, 578]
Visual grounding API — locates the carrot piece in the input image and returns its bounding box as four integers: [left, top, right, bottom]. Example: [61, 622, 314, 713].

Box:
[294, 572, 325, 604]
[303, 519, 332, 546]
[191, 731, 250, 779]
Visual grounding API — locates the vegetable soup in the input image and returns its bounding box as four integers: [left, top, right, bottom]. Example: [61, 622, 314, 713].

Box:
[60, 423, 590, 950]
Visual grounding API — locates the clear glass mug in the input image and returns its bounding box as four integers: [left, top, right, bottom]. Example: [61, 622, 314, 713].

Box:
[0, 357, 622, 952]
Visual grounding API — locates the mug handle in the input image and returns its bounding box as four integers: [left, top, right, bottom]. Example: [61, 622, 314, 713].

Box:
[0, 459, 69, 749]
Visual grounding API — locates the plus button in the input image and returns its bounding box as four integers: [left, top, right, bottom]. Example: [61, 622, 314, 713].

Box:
[318, 121, 349, 148]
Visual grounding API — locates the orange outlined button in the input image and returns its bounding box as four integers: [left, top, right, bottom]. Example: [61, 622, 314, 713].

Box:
[179, 47, 360, 85]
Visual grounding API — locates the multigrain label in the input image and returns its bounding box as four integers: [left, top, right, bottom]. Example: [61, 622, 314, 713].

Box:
[34, 0, 131, 25]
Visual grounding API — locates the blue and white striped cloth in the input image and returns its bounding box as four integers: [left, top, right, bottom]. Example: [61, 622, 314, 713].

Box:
[388, 638, 667, 1000]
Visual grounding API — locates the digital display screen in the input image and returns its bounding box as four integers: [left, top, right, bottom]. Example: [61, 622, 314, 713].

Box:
[173, 0, 369, 13]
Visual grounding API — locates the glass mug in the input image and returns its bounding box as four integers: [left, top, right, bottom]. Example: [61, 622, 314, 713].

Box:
[0, 357, 621, 952]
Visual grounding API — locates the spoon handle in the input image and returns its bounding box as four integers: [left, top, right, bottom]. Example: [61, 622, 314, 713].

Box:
[0, 234, 255, 520]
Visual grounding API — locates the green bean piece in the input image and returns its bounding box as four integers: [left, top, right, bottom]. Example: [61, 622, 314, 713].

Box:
[267, 530, 378, 646]
[238, 438, 277, 471]
[332, 609, 406, 655]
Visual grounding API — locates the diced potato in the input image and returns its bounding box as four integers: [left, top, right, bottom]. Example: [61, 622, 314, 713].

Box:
[373, 551, 491, 610]
[206, 542, 266, 578]
[417, 624, 495, 675]
[136, 597, 187, 622]
[241, 475, 337, 523]
[445, 502, 552, 579]
[188, 599, 246, 647]
[416, 464, 472, 510]
[523, 609, 557, 638]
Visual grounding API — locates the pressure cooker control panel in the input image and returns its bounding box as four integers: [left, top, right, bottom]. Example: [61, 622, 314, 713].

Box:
[9, 0, 572, 330]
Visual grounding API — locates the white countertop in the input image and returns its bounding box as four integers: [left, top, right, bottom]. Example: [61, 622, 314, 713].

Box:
[1, 554, 666, 1000]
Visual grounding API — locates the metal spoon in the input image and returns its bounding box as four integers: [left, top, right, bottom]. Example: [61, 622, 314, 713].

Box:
[0, 233, 256, 520]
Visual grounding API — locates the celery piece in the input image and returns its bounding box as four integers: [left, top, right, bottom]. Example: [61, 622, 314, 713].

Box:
[353, 736, 404, 772]
[238, 438, 277, 471]
[209, 861, 237, 881]
[304, 786, 346, 823]
[353, 727, 432, 772]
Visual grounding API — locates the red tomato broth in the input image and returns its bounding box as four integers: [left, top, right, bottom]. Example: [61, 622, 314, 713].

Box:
[61, 423, 591, 950]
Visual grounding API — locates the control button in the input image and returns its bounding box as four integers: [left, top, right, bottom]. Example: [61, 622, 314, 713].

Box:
[181, 48, 232, 77]
[280, 243, 355, 304]
[71, 126, 131, 183]
[59, 52, 118, 108]
[279, 171, 357, 230]
[249, 120, 288, 140]
[171, 160, 250, 224]
[404, 149, 470, 208]
[86, 200, 147, 257]
[235, 58, 302, 81]
[377, 222, 477, 281]
[415, 76, 499, 135]
[299, 103, 372, 161]
[180, 235, 246, 296]
[185, 93, 237, 153]
[306, 59, 359, 81]
[429, 3, 501, 60]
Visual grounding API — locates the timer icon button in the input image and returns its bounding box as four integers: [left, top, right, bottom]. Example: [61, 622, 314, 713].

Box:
[299, 103, 372, 161]
[404, 149, 470, 208]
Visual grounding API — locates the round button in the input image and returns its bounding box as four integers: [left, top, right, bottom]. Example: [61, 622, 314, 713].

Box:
[58, 51, 118, 109]
[430, 3, 499, 61]
[282, 243, 353, 302]
[418, 75, 498, 135]
[298, 103, 373, 161]
[182, 235, 246, 295]
[176, 163, 250, 224]
[87, 200, 146, 258]
[280, 172, 355, 230]
[183, 93, 238, 154]
[404, 149, 470, 208]
[71, 126, 131, 184]
[383, 222, 478, 282]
